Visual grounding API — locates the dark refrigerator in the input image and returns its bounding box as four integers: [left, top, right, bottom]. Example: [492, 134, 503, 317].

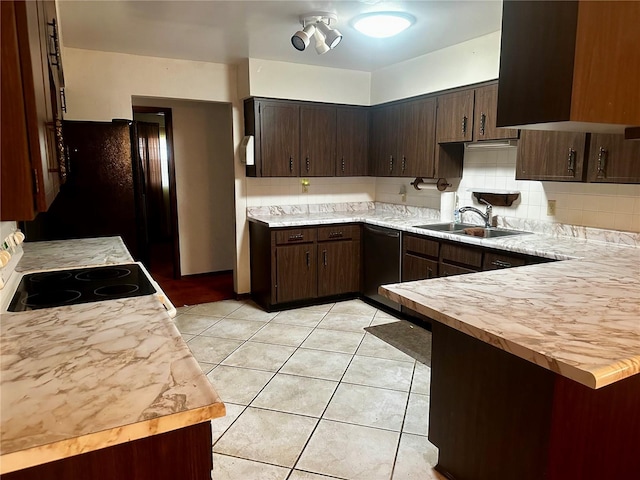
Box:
[24, 120, 148, 263]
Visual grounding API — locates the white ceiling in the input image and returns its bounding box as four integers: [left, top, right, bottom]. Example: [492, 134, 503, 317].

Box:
[58, 0, 503, 72]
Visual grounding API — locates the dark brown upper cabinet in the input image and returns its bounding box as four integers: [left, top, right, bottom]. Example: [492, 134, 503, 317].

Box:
[473, 84, 519, 142]
[336, 107, 369, 176]
[399, 98, 437, 177]
[497, 1, 640, 134]
[587, 134, 640, 184]
[1, 0, 64, 221]
[436, 89, 475, 143]
[369, 104, 400, 177]
[244, 98, 300, 177]
[516, 130, 587, 182]
[300, 104, 336, 177]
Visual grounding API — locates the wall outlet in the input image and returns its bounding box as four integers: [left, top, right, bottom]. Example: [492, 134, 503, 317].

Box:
[547, 200, 556, 216]
[301, 178, 310, 193]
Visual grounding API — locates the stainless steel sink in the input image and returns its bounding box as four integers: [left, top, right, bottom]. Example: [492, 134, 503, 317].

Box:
[413, 222, 477, 232]
[452, 228, 530, 239]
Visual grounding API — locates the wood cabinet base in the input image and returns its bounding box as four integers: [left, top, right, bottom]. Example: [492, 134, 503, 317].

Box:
[430, 322, 640, 480]
[3, 422, 213, 480]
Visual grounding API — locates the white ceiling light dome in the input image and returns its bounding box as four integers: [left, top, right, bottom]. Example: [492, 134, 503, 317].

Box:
[352, 11, 416, 38]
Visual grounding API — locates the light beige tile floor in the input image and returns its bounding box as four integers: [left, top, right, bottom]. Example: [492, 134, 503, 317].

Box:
[178, 298, 445, 480]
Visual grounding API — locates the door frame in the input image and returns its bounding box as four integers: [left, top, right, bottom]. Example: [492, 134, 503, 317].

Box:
[132, 106, 181, 279]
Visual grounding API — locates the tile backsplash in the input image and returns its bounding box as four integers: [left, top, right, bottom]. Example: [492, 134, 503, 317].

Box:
[245, 148, 640, 233]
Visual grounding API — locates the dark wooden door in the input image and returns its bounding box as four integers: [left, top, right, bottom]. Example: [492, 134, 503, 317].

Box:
[369, 104, 399, 176]
[587, 134, 640, 183]
[436, 89, 475, 143]
[318, 240, 360, 297]
[276, 243, 317, 303]
[300, 104, 336, 176]
[336, 107, 368, 176]
[516, 130, 587, 181]
[399, 98, 437, 177]
[473, 84, 519, 141]
[403, 254, 438, 281]
[259, 101, 299, 177]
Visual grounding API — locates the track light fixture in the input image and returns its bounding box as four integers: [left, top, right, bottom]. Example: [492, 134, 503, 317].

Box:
[291, 12, 342, 55]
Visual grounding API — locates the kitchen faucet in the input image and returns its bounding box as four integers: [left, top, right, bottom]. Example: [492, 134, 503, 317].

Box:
[459, 199, 493, 228]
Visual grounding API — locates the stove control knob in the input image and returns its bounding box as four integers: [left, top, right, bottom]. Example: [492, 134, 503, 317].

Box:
[0, 250, 11, 267]
[12, 232, 25, 245]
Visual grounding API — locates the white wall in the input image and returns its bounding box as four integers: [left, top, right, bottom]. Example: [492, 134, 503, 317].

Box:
[245, 58, 371, 105]
[61, 47, 250, 292]
[370, 31, 501, 104]
[134, 98, 236, 275]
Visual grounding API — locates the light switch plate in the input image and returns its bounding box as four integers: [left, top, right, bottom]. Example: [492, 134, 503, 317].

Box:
[547, 200, 556, 216]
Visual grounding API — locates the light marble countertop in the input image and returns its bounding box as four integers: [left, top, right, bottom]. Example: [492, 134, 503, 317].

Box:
[0, 237, 224, 474]
[248, 207, 640, 389]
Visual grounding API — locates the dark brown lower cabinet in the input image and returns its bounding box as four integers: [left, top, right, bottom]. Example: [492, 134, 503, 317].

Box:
[403, 253, 438, 281]
[430, 322, 640, 480]
[3, 422, 213, 480]
[276, 243, 317, 303]
[318, 240, 360, 297]
[250, 222, 361, 310]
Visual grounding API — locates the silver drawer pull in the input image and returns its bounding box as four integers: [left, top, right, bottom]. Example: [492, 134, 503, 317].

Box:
[288, 234, 304, 241]
[491, 260, 512, 268]
[328, 231, 343, 238]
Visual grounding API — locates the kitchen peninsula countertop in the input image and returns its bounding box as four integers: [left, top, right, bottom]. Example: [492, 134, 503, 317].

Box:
[248, 206, 640, 389]
[0, 237, 224, 474]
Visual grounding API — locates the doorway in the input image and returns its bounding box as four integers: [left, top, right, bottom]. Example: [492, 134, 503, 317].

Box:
[133, 106, 181, 279]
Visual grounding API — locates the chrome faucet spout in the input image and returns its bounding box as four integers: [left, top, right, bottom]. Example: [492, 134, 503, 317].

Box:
[459, 200, 493, 228]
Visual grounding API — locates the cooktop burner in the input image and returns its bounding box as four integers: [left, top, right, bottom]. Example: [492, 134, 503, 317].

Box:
[9, 264, 156, 312]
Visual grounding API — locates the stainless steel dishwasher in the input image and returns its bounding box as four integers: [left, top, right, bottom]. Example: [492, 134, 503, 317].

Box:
[363, 224, 401, 311]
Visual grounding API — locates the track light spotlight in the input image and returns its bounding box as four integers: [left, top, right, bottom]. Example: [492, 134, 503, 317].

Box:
[313, 30, 330, 55]
[292, 12, 341, 54]
[315, 21, 343, 49]
[291, 24, 317, 51]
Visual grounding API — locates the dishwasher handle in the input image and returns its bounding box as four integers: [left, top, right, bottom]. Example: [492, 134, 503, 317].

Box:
[364, 225, 400, 238]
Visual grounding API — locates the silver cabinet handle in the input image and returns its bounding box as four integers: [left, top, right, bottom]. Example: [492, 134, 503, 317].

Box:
[47, 19, 61, 67]
[306, 157, 310, 172]
[323, 250, 327, 266]
[306, 251, 311, 268]
[427, 267, 433, 278]
[328, 231, 343, 239]
[341, 157, 345, 173]
[597, 147, 607, 177]
[462, 115, 468, 135]
[567, 148, 576, 175]
[288, 233, 304, 241]
[401, 156, 406, 173]
[289, 156, 293, 172]
[389, 155, 394, 173]
[491, 260, 512, 268]
[479, 113, 486, 136]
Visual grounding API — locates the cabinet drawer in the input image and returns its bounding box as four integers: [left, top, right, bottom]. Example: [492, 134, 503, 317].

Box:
[483, 251, 526, 270]
[404, 234, 439, 258]
[440, 263, 478, 277]
[317, 224, 361, 242]
[275, 228, 316, 245]
[440, 243, 483, 269]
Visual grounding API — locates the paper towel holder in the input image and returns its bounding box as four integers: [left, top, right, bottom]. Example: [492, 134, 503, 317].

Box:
[411, 177, 451, 191]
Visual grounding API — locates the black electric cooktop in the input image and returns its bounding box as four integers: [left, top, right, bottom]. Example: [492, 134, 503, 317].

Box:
[8, 264, 156, 312]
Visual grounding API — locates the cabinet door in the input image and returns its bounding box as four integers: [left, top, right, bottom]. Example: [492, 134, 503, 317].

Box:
[400, 98, 437, 177]
[300, 105, 336, 176]
[276, 244, 317, 303]
[260, 101, 300, 177]
[336, 107, 368, 176]
[369, 105, 399, 176]
[318, 240, 360, 297]
[403, 254, 438, 281]
[436, 90, 475, 143]
[516, 130, 587, 181]
[473, 84, 518, 141]
[587, 134, 640, 183]
[1, 0, 60, 221]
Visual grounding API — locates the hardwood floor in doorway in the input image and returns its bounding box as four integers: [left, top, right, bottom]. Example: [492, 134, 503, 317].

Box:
[149, 241, 234, 307]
